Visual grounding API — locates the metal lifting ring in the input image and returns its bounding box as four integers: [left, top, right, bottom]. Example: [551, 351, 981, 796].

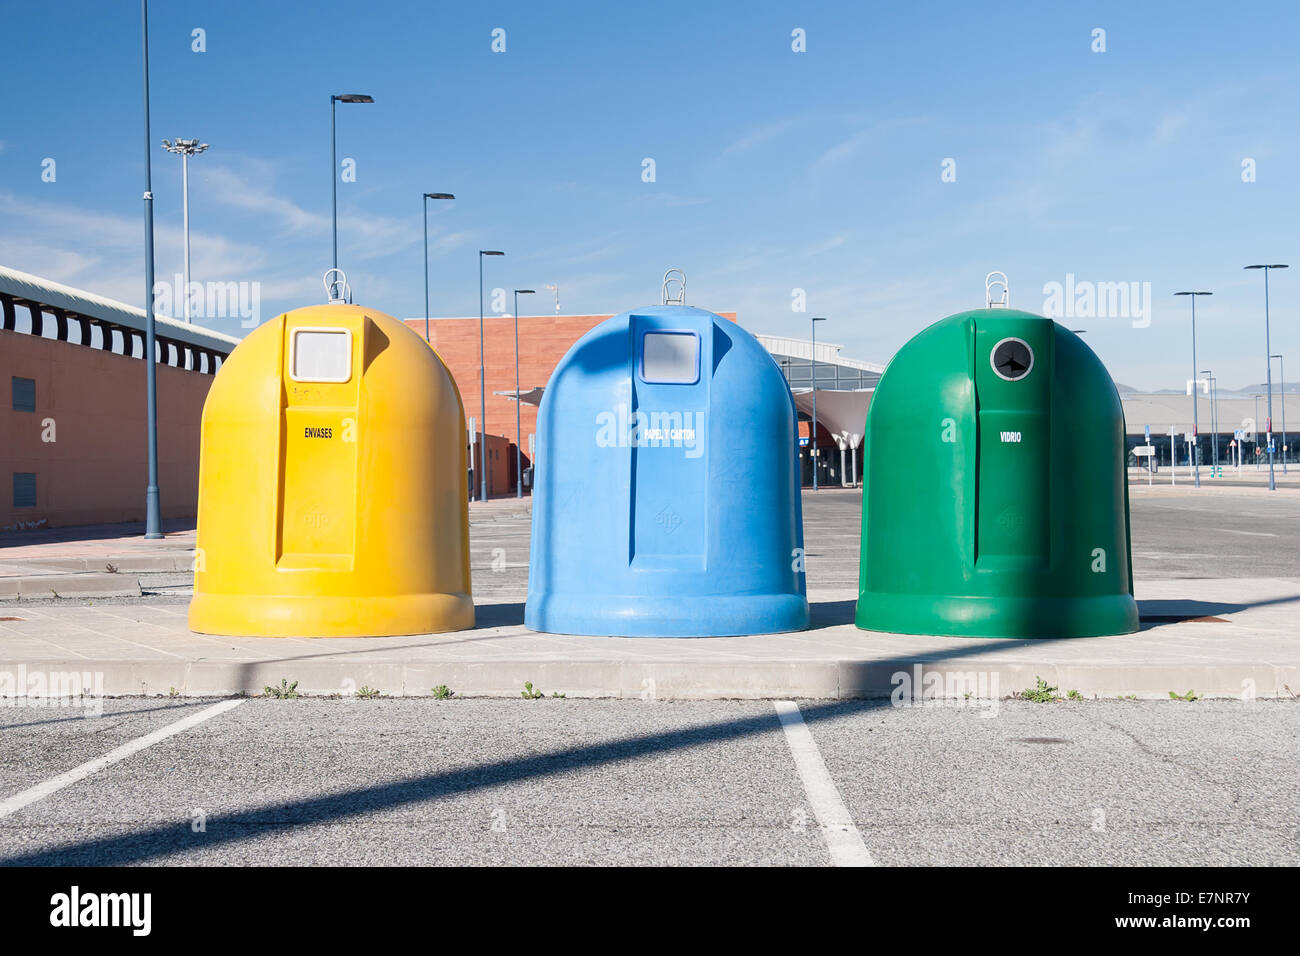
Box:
[324, 268, 351, 305]
[661, 268, 686, 305]
[985, 271, 1009, 308]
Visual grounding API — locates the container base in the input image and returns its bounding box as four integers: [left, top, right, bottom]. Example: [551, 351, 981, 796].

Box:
[525, 592, 810, 637]
[855, 591, 1140, 638]
[188, 591, 476, 638]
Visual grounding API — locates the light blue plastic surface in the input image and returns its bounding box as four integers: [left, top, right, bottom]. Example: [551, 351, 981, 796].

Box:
[525, 306, 809, 637]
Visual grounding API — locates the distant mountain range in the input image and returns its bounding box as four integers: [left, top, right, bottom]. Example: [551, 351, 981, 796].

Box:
[1116, 382, 1300, 396]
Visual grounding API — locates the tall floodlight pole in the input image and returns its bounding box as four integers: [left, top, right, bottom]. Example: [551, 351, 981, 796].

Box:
[1273, 354, 1288, 473]
[477, 250, 504, 502]
[1200, 370, 1217, 468]
[810, 317, 826, 490]
[1254, 394, 1262, 468]
[161, 139, 209, 323]
[140, 0, 162, 539]
[421, 192, 454, 342]
[330, 94, 373, 272]
[1174, 291, 1211, 487]
[1245, 264, 1288, 490]
[513, 289, 535, 498]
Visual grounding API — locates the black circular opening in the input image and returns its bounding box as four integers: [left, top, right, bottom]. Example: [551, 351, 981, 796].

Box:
[991, 338, 1034, 381]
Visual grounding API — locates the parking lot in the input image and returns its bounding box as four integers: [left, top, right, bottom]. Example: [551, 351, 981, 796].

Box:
[1, 486, 1297, 866]
[1, 696, 1296, 866]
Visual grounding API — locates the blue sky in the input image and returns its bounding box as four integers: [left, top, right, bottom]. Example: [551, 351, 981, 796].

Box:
[0, 0, 1296, 390]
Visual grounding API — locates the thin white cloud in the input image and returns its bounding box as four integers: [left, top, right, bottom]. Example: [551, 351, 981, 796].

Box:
[803, 233, 850, 257]
[0, 191, 288, 316]
[200, 163, 326, 232]
[721, 118, 799, 156]
[808, 116, 928, 184]
[629, 191, 708, 209]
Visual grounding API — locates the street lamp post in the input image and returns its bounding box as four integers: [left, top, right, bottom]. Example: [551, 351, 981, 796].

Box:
[1245, 264, 1288, 490]
[330, 94, 373, 272]
[1174, 292, 1211, 487]
[810, 317, 826, 491]
[421, 192, 454, 342]
[477, 250, 504, 502]
[139, 0, 162, 539]
[1254, 394, 1263, 468]
[1273, 353, 1287, 472]
[1200, 370, 1217, 469]
[512, 289, 535, 498]
[161, 139, 209, 323]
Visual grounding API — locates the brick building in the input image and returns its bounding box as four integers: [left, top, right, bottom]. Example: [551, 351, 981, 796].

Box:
[1, 266, 237, 530]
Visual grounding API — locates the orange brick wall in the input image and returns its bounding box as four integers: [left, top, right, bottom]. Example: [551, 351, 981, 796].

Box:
[1, 330, 215, 529]
[471, 431, 514, 498]
[406, 312, 737, 459]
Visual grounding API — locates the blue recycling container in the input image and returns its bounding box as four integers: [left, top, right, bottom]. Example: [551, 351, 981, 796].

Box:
[525, 305, 809, 637]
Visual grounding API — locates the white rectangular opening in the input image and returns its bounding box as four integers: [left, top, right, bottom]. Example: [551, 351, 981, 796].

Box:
[641, 331, 699, 384]
[290, 328, 352, 383]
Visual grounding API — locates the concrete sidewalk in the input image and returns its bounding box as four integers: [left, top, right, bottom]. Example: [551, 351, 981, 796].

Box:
[0, 497, 533, 597]
[0, 578, 1296, 701]
[0, 521, 192, 598]
[2, 488, 1295, 701]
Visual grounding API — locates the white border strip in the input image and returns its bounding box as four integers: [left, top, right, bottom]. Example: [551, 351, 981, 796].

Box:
[0, 699, 244, 820]
[774, 700, 876, 867]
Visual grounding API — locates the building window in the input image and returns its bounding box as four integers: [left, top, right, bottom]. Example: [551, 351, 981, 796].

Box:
[13, 473, 36, 508]
[11, 376, 35, 412]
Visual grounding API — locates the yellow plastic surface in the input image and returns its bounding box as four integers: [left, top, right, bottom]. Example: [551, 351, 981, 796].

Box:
[188, 303, 474, 637]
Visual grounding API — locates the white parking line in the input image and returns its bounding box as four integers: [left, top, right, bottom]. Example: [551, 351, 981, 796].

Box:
[774, 700, 875, 867]
[0, 699, 244, 820]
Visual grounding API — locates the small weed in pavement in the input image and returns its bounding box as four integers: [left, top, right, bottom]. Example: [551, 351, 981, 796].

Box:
[1019, 677, 1062, 703]
[1168, 689, 1201, 701]
[356, 686, 381, 699]
[264, 679, 299, 699]
[431, 685, 454, 699]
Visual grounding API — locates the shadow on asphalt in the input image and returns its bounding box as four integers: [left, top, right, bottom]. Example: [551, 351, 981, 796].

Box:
[0, 700, 212, 732]
[473, 602, 525, 627]
[809, 600, 855, 627]
[0, 519, 194, 550]
[0, 633, 1062, 867]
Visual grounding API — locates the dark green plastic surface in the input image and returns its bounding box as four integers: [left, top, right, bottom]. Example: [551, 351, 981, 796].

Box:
[855, 309, 1139, 638]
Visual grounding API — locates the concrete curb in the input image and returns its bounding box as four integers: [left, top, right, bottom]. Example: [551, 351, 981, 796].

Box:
[7, 554, 194, 573]
[0, 573, 142, 600]
[2, 656, 1295, 701]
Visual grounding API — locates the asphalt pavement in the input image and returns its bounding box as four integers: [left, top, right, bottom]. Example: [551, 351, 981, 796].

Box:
[0, 696, 1295, 866]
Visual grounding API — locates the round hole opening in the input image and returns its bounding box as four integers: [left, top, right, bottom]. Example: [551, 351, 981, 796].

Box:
[991, 337, 1034, 381]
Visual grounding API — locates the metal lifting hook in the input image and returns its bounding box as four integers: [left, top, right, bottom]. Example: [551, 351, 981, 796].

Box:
[661, 269, 687, 306]
[324, 268, 351, 305]
[985, 271, 1009, 308]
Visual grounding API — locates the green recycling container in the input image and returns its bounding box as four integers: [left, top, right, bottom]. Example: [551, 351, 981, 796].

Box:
[855, 308, 1139, 638]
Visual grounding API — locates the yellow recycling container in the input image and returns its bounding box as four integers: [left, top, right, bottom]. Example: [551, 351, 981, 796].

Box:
[188, 302, 474, 637]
